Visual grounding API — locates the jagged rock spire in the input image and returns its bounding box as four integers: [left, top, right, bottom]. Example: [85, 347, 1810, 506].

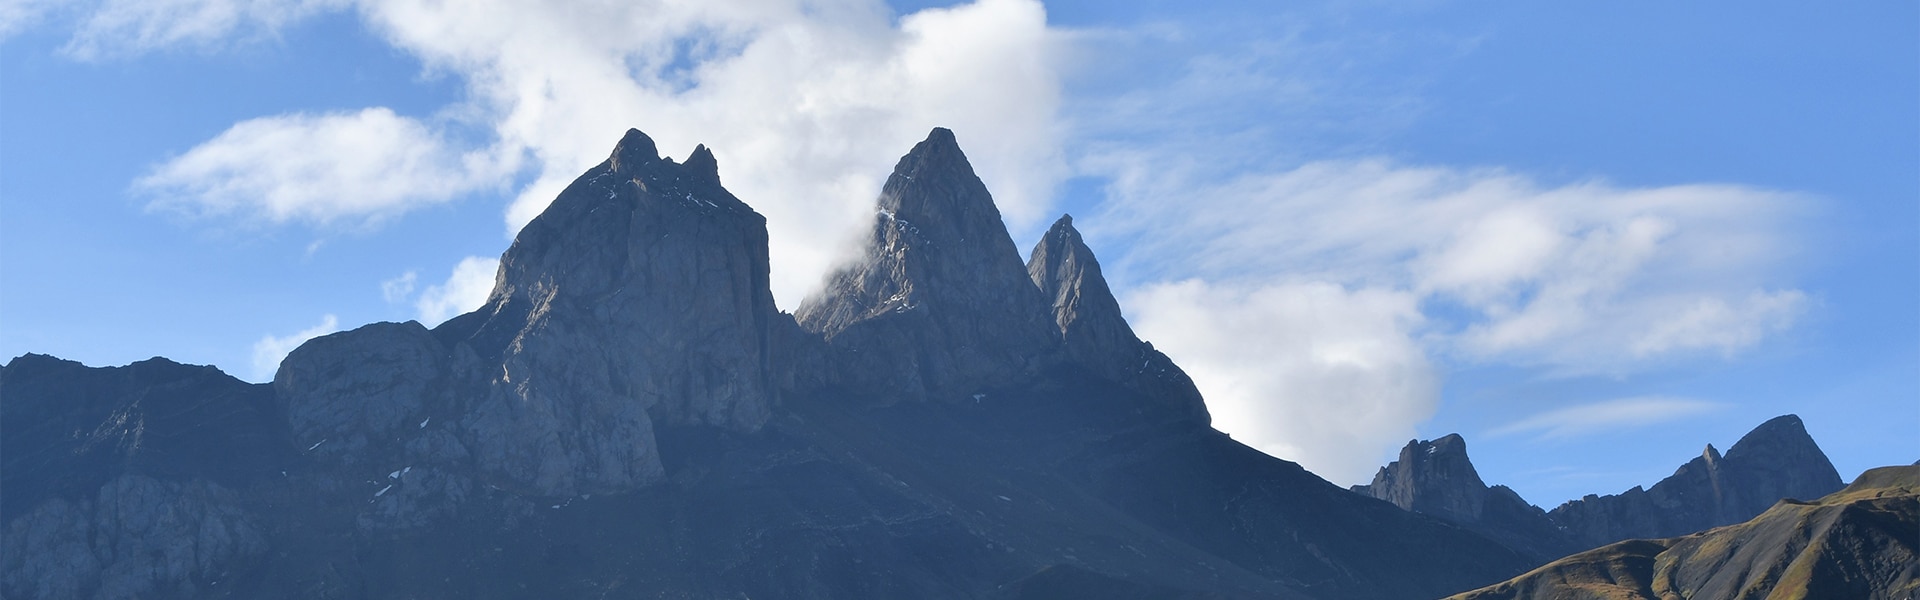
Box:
[796, 128, 1059, 401]
[282, 128, 782, 497]
[1026, 214, 1209, 424]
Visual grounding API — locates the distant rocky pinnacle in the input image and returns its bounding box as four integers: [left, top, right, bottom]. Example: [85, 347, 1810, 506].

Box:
[1546, 414, 1845, 547]
[1352, 434, 1576, 562]
[796, 128, 1061, 401]
[1026, 214, 1209, 425]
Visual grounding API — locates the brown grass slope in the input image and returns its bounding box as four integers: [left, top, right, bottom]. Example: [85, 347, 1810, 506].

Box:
[1447, 465, 1920, 600]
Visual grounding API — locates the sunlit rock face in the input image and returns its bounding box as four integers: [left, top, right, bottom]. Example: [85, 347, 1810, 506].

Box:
[1025, 214, 1210, 425]
[797, 128, 1061, 402]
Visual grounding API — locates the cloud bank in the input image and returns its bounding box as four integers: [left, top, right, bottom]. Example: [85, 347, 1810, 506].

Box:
[1096, 157, 1806, 483]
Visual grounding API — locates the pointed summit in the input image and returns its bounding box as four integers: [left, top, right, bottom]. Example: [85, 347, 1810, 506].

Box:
[797, 128, 1059, 401]
[1026, 214, 1208, 423]
[1352, 433, 1576, 562]
[308, 127, 786, 496]
[610, 128, 659, 174]
[684, 144, 721, 187]
[1720, 414, 1844, 514]
[1546, 414, 1846, 547]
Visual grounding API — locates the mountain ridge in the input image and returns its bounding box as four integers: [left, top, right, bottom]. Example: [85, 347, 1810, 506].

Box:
[1, 127, 1538, 600]
[1353, 414, 1849, 566]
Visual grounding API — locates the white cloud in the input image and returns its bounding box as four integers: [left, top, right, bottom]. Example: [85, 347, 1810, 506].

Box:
[74, 0, 1069, 308]
[1092, 157, 1808, 373]
[139, 107, 508, 229]
[355, 0, 1067, 307]
[1128, 279, 1436, 485]
[0, 0, 61, 40]
[415, 256, 497, 326]
[250, 313, 338, 381]
[62, 0, 344, 59]
[380, 271, 417, 303]
[1489, 396, 1728, 441]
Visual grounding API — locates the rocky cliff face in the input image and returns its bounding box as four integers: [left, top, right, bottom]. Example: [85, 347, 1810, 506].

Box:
[277, 129, 784, 498]
[1352, 434, 1577, 562]
[1025, 215, 1209, 425]
[1546, 414, 1844, 547]
[796, 128, 1061, 402]
[4, 126, 1562, 600]
[0, 355, 282, 600]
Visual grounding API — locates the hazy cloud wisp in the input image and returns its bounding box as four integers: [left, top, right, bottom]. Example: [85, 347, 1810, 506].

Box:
[249, 313, 338, 381]
[1490, 396, 1729, 441]
[139, 107, 507, 229]
[414, 256, 499, 326]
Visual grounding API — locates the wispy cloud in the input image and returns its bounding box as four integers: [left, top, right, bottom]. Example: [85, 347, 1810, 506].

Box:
[86, 0, 1071, 310]
[1127, 279, 1436, 484]
[250, 313, 338, 382]
[380, 271, 418, 304]
[1092, 157, 1809, 374]
[138, 108, 509, 229]
[414, 256, 496, 326]
[1489, 396, 1728, 441]
[61, 0, 346, 60]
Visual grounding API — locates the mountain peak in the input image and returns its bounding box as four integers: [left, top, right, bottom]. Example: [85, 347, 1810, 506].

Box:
[1546, 414, 1845, 547]
[796, 128, 1057, 401]
[685, 143, 720, 186]
[345, 127, 782, 495]
[610, 128, 660, 174]
[1026, 213, 1208, 423]
[1351, 432, 1578, 561]
[1725, 414, 1814, 461]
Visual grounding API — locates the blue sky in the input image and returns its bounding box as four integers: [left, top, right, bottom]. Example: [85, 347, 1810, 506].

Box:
[1, 0, 1913, 507]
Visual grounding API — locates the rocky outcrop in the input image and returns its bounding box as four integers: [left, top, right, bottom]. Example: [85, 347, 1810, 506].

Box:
[1352, 434, 1577, 562]
[0, 356, 282, 600]
[0, 354, 289, 517]
[1448, 465, 1920, 600]
[796, 128, 1060, 402]
[1, 475, 267, 600]
[1025, 214, 1209, 425]
[273, 129, 785, 497]
[1547, 414, 1844, 547]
